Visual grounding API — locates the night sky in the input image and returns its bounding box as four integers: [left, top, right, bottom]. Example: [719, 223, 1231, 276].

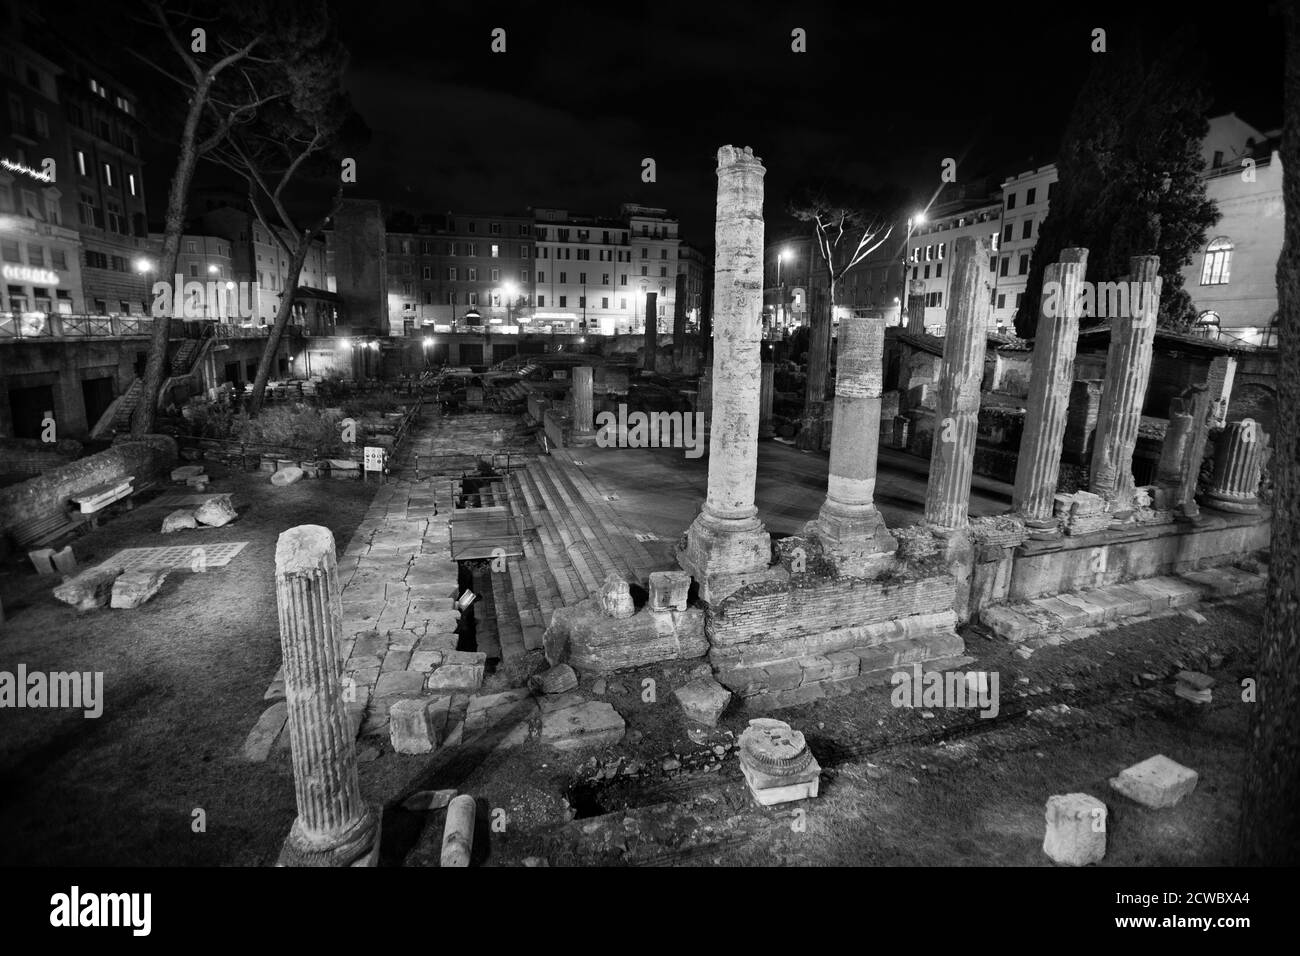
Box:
[55, 0, 1283, 250]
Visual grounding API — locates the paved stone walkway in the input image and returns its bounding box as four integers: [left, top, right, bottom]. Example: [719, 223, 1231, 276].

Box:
[246, 409, 538, 755]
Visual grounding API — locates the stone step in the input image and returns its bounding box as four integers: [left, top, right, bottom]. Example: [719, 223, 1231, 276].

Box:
[980, 568, 1267, 643]
[548, 452, 659, 574]
[470, 566, 503, 661]
[511, 469, 589, 602]
[529, 457, 631, 587]
[487, 562, 526, 661]
[516, 465, 604, 595]
[533, 455, 651, 586]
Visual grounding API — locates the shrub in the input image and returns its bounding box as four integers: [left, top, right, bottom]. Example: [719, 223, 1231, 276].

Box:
[230, 405, 348, 457]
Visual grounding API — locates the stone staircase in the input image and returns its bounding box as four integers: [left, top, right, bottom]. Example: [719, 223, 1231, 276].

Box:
[489, 451, 666, 661]
[91, 377, 143, 437]
[170, 339, 201, 374]
[981, 565, 1267, 646]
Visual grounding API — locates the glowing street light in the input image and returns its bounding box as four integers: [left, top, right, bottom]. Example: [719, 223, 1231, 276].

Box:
[900, 211, 928, 325]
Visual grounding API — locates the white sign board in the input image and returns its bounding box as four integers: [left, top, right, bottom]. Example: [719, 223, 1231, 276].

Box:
[363, 447, 385, 472]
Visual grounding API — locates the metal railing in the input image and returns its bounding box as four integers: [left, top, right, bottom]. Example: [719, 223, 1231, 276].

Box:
[0, 313, 312, 342]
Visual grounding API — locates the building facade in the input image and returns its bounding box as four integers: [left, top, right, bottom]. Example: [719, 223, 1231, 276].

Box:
[993, 164, 1057, 329]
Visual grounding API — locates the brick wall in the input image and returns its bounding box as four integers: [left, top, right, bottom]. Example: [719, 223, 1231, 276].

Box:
[0, 435, 177, 535]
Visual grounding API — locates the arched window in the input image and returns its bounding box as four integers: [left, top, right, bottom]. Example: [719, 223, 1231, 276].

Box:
[1200, 237, 1233, 286]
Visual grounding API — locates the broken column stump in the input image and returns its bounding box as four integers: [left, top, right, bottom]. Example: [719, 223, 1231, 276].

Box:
[274, 524, 380, 867]
[738, 718, 820, 806]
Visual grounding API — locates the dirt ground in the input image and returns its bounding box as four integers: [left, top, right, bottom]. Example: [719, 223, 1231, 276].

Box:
[0, 459, 1268, 865]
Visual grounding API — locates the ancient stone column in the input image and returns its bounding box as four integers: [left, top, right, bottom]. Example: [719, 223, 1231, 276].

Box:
[1154, 399, 1194, 506]
[1202, 419, 1266, 514]
[924, 235, 992, 531]
[673, 272, 689, 371]
[1012, 248, 1089, 535]
[759, 360, 775, 439]
[798, 284, 831, 450]
[1089, 256, 1162, 516]
[1173, 387, 1213, 520]
[699, 363, 713, 436]
[678, 146, 785, 604]
[1205, 355, 1237, 428]
[808, 314, 896, 575]
[571, 366, 595, 445]
[643, 292, 658, 371]
[275, 525, 380, 867]
[906, 279, 926, 334]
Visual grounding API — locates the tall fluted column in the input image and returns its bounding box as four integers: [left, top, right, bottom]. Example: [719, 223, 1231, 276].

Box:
[798, 284, 831, 449]
[678, 146, 786, 604]
[1012, 248, 1089, 535]
[807, 313, 896, 576]
[643, 292, 658, 371]
[1202, 419, 1267, 513]
[924, 235, 992, 530]
[759, 359, 775, 439]
[275, 525, 380, 867]
[1089, 256, 1162, 516]
[571, 366, 595, 445]
[699, 363, 713, 438]
[906, 279, 926, 334]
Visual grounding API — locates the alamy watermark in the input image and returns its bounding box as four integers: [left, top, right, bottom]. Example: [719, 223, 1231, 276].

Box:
[0, 665, 103, 718]
[1042, 279, 1158, 321]
[595, 404, 705, 459]
[890, 663, 1000, 718]
[151, 275, 256, 319]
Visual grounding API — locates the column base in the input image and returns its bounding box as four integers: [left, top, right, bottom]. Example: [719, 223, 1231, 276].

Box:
[570, 429, 597, 447]
[805, 507, 899, 579]
[1023, 516, 1062, 541]
[1199, 491, 1260, 515]
[677, 510, 788, 605]
[278, 805, 381, 867]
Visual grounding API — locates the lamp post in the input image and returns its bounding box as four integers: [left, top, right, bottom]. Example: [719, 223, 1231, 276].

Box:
[502, 280, 519, 329]
[900, 211, 926, 326]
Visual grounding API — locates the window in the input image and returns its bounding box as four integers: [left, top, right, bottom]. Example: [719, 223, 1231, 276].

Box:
[923, 265, 930, 279]
[1006, 193, 1016, 210]
[938, 242, 945, 260]
[1026, 187, 1036, 205]
[641, 266, 648, 277]
[999, 257, 1009, 278]
[491, 244, 499, 258]
[466, 268, 477, 280]
[579, 272, 586, 284]
[602, 273, 610, 284]
[559, 296, 567, 307]
[102, 163, 113, 186]
[186, 240, 197, 254]
[538, 272, 545, 283]
[490, 222, 501, 235]
[33, 109, 48, 138]
[1022, 220, 1032, 240]
[521, 270, 529, 282]
[660, 267, 667, 277]
[1200, 237, 1233, 285]
[936, 262, 943, 278]
[579, 296, 586, 308]
[997, 293, 1006, 310]
[468, 292, 478, 305]
[661, 249, 667, 259]
[52, 249, 66, 270]
[1018, 254, 1029, 275]
[602, 297, 609, 309]
[1048, 181, 1056, 199]
[925, 245, 933, 261]
[85, 250, 109, 269]
[519, 224, 530, 236]
[620, 275, 627, 286]
[424, 292, 433, 305]
[448, 267, 458, 280]
[189, 264, 199, 278]
[520, 245, 529, 258]
[466, 242, 477, 256]
[77, 150, 87, 176]
[468, 222, 476, 233]
[620, 298, 627, 310]
[559, 272, 567, 283]
[1002, 224, 1013, 243]
[423, 266, 431, 280]
[490, 268, 500, 281]
[911, 266, 918, 280]
[537, 295, 545, 307]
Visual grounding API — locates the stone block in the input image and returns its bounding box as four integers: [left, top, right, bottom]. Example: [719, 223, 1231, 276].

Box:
[270, 466, 304, 486]
[51, 546, 77, 575]
[161, 509, 198, 534]
[673, 677, 732, 726]
[194, 494, 238, 528]
[465, 689, 536, 732]
[110, 569, 168, 609]
[540, 701, 625, 751]
[1109, 754, 1198, 809]
[649, 570, 691, 611]
[531, 663, 578, 695]
[597, 573, 635, 619]
[389, 697, 449, 754]
[410, 650, 444, 672]
[980, 605, 1041, 643]
[373, 670, 426, 699]
[426, 660, 485, 693]
[53, 563, 124, 611]
[1043, 793, 1107, 866]
[171, 464, 204, 482]
[28, 548, 57, 575]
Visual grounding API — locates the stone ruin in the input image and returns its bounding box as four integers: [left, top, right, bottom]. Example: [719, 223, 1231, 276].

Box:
[537, 143, 1270, 713]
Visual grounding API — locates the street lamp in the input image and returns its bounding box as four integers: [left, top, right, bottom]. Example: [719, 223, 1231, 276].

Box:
[900, 212, 926, 327]
[777, 247, 792, 336]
